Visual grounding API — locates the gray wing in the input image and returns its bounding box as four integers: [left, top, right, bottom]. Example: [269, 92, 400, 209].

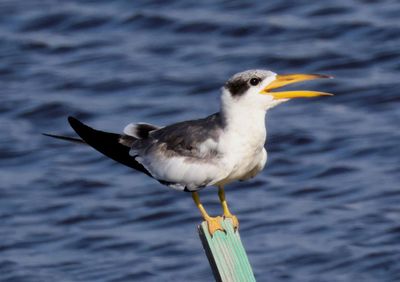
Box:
[127, 113, 227, 191]
[144, 112, 225, 159]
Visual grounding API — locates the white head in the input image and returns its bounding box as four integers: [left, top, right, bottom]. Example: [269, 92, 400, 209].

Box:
[221, 69, 332, 112]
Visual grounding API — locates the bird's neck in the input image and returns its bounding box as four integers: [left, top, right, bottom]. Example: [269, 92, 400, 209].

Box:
[220, 102, 267, 140]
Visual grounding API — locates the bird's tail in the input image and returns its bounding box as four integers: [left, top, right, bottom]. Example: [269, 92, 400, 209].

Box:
[44, 116, 152, 177]
[42, 133, 86, 144]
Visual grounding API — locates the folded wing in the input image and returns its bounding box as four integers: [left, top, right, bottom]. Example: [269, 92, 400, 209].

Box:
[68, 116, 152, 177]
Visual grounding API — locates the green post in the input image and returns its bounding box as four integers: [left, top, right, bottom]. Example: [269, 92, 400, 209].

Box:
[198, 218, 256, 282]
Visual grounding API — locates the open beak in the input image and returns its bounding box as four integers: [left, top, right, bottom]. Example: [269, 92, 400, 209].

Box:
[259, 74, 333, 99]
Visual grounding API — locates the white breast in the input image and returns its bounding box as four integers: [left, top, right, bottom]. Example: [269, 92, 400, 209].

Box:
[216, 105, 268, 185]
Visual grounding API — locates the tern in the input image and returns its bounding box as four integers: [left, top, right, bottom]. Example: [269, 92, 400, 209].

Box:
[45, 69, 332, 235]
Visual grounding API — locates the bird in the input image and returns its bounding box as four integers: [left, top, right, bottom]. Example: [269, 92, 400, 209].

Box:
[45, 69, 332, 236]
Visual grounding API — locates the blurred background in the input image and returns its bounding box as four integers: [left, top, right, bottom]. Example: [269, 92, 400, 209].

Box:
[0, 0, 399, 281]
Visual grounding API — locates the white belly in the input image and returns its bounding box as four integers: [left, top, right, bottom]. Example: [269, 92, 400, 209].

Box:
[222, 147, 266, 183]
[215, 127, 268, 186]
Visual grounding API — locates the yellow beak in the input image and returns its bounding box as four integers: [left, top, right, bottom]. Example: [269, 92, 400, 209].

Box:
[259, 73, 333, 99]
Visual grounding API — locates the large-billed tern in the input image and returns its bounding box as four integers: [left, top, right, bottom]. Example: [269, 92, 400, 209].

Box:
[45, 69, 332, 235]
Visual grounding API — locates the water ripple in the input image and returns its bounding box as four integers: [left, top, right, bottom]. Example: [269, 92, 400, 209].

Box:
[0, 0, 399, 281]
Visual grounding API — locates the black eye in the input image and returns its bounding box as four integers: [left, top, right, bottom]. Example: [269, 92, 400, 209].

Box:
[249, 77, 260, 86]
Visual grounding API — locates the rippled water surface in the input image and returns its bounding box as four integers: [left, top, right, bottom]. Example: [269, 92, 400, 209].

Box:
[1, 0, 400, 281]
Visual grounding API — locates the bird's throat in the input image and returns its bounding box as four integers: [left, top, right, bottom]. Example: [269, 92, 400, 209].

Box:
[221, 104, 267, 147]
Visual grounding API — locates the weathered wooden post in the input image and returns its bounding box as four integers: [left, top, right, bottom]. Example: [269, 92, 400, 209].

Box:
[198, 218, 256, 282]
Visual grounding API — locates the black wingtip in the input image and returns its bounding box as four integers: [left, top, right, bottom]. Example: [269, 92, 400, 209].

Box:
[68, 116, 81, 127]
[68, 116, 93, 136]
[42, 132, 53, 137]
[65, 116, 152, 177]
[43, 116, 86, 143]
[42, 132, 85, 144]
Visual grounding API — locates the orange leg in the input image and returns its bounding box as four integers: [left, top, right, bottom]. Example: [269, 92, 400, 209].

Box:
[218, 186, 239, 231]
[192, 192, 225, 236]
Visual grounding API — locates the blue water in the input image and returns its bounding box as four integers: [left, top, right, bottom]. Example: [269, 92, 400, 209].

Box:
[1, 1, 399, 281]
